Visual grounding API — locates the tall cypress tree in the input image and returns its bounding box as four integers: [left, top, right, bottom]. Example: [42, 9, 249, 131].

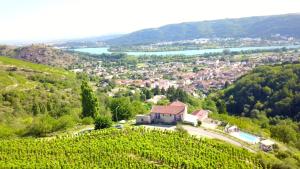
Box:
[81, 80, 100, 118]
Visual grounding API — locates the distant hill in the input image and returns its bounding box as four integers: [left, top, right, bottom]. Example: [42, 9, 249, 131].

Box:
[53, 34, 124, 48]
[107, 14, 300, 45]
[0, 45, 79, 68]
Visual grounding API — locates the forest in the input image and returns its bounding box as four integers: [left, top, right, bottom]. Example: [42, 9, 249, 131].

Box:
[212, 63, 300, 150]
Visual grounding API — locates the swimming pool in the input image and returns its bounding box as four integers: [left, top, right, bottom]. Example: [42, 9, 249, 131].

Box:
[230, 131, 260, 144]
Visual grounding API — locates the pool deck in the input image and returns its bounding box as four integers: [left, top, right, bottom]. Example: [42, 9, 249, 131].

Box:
[230, 132, 260, 144]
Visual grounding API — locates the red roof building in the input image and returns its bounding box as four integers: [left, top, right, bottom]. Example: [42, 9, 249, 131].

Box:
[150, 101, 187, 124]
[192, 110, 209, 121]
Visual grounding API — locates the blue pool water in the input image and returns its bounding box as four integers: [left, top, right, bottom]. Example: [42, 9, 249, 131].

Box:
[237, 131, 259, 143]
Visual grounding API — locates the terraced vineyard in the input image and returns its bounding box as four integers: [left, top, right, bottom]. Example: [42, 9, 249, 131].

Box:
[0, 128, 262, 168]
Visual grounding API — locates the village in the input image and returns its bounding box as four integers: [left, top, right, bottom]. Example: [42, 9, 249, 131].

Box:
[73, 49, 299, 95]
[70, 49, 299, 154]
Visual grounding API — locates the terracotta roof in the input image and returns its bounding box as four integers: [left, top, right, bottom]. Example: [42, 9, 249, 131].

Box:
[169, 101, 187, 107]
[151, 105, 185, 115]
[192, 110, 208, 116]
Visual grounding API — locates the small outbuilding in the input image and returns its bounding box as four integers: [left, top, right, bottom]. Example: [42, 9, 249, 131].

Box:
[136, 115, 151, 124]
[182, 114, 198, 126]
[225, 125, 239, 133]
[192, 110, 209, 121]
[260, 139, 275, 152]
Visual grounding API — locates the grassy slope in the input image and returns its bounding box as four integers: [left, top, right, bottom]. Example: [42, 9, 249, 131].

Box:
[0, 56, 81, 137]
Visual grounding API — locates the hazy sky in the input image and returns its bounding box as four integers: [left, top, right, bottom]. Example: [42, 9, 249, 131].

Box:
[0, 0, 300, 42]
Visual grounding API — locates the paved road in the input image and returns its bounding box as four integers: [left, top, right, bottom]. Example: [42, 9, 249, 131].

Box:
[141, 124, 256, 153]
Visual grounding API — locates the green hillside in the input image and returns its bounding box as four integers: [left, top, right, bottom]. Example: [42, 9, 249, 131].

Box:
[222, 63, 300, 121]
[210, 63, 300, 157]
[0, 56, 82, 138]
[0, 128, 262, 168]
[108, 14, 300, 45]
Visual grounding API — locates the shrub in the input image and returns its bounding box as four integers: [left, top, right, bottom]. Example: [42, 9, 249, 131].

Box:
[94, 116, 112, 130]
[0, 125, 15, 138]
[55, 115, 76, 131]
[175, 124, 188, 136]
[81, 117, 94, 125]
[27, 114, 57, 137]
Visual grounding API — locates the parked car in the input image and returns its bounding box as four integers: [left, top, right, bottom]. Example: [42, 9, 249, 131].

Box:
[114, 124, 124, 129]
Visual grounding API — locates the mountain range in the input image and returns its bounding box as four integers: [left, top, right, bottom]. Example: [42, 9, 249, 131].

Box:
[107, 13, 300, 45]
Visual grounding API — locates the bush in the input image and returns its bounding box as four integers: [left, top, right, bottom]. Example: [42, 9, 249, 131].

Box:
[0, 125, 15, 138]
[54, 115, 76, 131]
[94, 116, 112, 130]
[81, 117, 94, 125]
[175, 124, 188, 136]
[27, 114, 57, 137]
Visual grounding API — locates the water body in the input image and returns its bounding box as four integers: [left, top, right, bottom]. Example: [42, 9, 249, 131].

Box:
[231, 131, 260, 144]
[73, 45, 300, 56]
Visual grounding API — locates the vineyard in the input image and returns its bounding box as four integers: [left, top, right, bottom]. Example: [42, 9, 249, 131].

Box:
[0, 128, 262, 168]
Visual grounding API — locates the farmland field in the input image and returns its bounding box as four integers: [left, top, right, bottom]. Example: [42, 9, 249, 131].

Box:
[0, 128, 262, 168]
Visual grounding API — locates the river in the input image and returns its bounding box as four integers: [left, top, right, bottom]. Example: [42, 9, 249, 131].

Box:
[73, 45, 300, 56]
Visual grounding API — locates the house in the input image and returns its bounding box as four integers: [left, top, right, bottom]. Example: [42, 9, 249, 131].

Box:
[260, 139, 275, 152]
[192, 110, 209, 121]
[150, 101, 187, 124]
[136, 101, 200, 125]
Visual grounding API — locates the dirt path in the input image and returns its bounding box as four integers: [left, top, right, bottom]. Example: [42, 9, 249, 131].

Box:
[182, 125, 256, 153]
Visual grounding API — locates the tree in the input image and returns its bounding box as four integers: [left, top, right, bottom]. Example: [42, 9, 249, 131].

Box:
[216, 99, 227, 114]
[94, 116, 112, 130]
[32, 102, 40, 116]
[192, 67, 199, 73]
[270, 125, 297, 144]
[143, 89, 153, 100]
[110, 97, 134, 121]
[140, 93, 146, 101]
[175, 88, 188, 102]
[152, 86, 161, 96]
[81, 80, 100, 118]
[161, 88, 166, 95]
[131, 101, 148, 114]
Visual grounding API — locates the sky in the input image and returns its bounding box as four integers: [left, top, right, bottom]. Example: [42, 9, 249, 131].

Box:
[0, 0, 300, 43]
